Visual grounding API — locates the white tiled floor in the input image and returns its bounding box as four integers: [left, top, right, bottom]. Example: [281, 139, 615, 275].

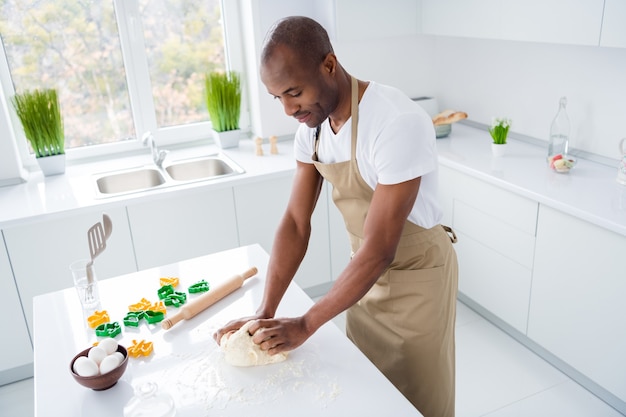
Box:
[1, 300, 623, 417]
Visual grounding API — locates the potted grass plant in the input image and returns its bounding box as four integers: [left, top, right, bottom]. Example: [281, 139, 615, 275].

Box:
[205, 70, 242, 149]
[489, 117, 511, 157]
[12, 88, 66, 175]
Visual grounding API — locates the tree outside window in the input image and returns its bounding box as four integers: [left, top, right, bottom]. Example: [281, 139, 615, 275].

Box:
[0, 0, 225, 151]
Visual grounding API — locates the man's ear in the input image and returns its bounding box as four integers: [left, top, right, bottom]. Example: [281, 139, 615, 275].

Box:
[322, 52, 337, 74]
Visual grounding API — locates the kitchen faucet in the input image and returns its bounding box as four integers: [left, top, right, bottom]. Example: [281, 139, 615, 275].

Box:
[141, 131, 168, 168]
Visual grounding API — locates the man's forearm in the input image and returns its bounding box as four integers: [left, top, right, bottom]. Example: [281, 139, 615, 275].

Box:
[257, 214, 311, 317]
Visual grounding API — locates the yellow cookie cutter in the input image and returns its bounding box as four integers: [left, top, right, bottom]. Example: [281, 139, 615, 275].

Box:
[128, 298, 153, 312]
[86, 310, 110, 329]
[147, 301, 166, 314]
[128, 339, 154, 357]
[159, 277, 179, 287]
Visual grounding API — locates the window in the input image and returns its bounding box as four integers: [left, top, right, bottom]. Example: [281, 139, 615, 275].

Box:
[0, 0, 240, 161]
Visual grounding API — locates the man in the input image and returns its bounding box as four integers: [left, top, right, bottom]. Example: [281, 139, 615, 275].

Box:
[214, 16, 458, 417]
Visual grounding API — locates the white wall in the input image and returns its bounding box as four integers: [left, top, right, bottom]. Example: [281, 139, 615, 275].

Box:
[241, 0, 436, 139]
[244, 2, 626, 163]
[430, 35, 626, 161]
[240, 0, 335, 139]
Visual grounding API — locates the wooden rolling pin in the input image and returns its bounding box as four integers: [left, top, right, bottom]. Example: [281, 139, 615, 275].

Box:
[161, 267, 258, 330]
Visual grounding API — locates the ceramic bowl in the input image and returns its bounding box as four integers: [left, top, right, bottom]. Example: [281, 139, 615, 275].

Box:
[69, 344, 128, 390]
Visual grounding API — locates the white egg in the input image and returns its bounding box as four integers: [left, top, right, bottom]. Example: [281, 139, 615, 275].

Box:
[98, 338, 118, 355]
[73, 356, 99, 377]
[99, 354, 121, 375]
[87, 346, 107, 365]
[111, 352, 125, 363]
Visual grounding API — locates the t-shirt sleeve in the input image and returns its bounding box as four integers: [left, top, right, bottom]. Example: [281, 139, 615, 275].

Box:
[372, 112, 437, 185]
[294, 125, 316, 164]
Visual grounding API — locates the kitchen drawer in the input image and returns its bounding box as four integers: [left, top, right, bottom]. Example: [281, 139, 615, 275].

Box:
[444, 166, 538, 235]
[453, 200, 535, 268]
[456, 231, 532, 333]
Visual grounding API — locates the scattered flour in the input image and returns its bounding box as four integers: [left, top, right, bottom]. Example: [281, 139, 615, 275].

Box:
[158, 341, 341, 412]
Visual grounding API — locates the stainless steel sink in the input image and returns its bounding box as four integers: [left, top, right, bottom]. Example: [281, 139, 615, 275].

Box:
[95, 167, 166, 196]
[164, 155, 244, 182]
[93, 154, 245, 198]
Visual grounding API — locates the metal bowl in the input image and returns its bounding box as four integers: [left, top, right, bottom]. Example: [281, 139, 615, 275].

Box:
[435, 124, 452, 138]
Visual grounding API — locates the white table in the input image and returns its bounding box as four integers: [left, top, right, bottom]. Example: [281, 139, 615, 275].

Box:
[33, 244, 421, 416]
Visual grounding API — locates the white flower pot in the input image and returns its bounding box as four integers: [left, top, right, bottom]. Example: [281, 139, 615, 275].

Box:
[491, 143, 507, 157]
[36, 154, 66, 176]
[211, 129, 241, 149]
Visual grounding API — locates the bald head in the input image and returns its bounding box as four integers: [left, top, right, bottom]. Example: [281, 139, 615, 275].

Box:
[261, 16, 334, 72]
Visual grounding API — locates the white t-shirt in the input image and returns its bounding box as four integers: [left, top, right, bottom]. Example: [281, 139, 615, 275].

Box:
[294, 81, 442, 229]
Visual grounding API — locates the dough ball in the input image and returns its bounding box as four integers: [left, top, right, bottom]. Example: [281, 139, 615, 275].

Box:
[220, 320, 288, 367]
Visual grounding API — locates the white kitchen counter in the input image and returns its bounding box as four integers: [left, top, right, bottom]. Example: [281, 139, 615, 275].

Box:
[33, 244, 421, 417]
[436, 124, 626, 237]
[2, 125, 624, 236]
[0, 138, 297, 227]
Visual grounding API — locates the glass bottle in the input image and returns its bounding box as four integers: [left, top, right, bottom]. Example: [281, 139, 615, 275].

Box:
[547, 96, 570, 162]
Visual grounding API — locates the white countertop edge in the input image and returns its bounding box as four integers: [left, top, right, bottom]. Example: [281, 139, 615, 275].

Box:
[437, 124, 626, 237]
[440, 158, 626, 235]
[2, 124, 625, 238]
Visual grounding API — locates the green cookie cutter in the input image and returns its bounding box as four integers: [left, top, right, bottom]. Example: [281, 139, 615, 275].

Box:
[188, 280, 210, 294]
[163, 292, 186, 307]
[158, 284, 187, 307]
[95, 321, 121, 337]
[123, 311, 144, 327]
[157, 284, 175, 300]
[123, 310, 165, 327]
[144, 310, 165, 324]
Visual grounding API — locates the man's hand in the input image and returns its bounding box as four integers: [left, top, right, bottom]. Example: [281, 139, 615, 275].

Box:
[213, 315, 264, 346]
[248, 316, 311, 355]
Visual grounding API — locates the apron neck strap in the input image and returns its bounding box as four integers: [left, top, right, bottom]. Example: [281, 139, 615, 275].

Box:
[350, 76, 358, 159]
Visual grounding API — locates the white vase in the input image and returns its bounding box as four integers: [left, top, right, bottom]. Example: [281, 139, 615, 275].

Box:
[36, 154, 66, 176]
[211, 129, 241, 149]
[491, 143, 507, 157]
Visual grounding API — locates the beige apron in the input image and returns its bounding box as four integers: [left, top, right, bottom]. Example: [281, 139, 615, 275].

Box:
[312, 77, 459, 417]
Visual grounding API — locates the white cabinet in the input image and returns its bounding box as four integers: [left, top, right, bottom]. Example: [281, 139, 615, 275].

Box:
[439, 166, 538, 333]
[0, 233, 33, 385]
[4, 207, 136, 335]
[233, 176, 292, 256]
[528, 204, 626, 403]
[499, 0, 604, 46]
[334, 0, 421, 41]
[422, 0, 501, 40]
[600, 0, 626, 48]
[127, 186, 239, 270]
[422, 0, 605, 46]
[233, 175, 333, 289]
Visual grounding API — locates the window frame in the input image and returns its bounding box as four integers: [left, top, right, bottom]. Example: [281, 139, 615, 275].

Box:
[0, 0, 247, 168]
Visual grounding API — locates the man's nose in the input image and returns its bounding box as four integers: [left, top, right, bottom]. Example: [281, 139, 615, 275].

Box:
[282, 97, 299, 117]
